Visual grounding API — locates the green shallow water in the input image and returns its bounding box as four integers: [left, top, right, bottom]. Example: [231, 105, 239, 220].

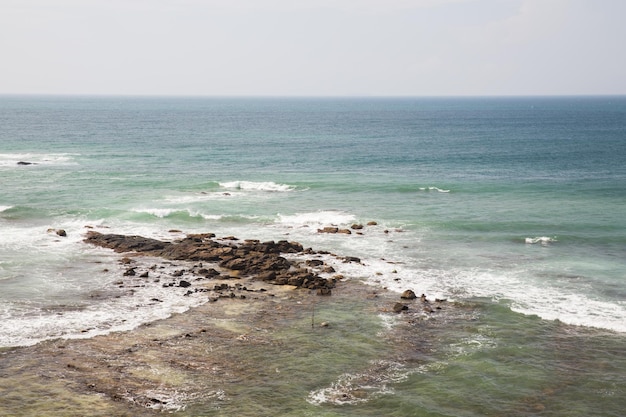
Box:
[170, 300, 626, 417]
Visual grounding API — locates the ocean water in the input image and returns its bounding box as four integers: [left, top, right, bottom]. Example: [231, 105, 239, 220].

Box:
[1, 95, 625, 415]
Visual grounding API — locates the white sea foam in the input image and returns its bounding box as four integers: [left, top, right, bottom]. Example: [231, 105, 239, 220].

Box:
[219, 180, 294, 192]
[0, 152, 78, 167]
[131, 207, 224, 221]
[396, 266, 626, 333]
[307, 360, 408, 406]
[312, 233, 626, 333]
[133, 208, 178, 218]
[447, 334, 498, 357]
[525, 236, 557, 245]
[0, 205, 13, 213]
[163, 192, 234, 204]
[418, 186, 450, 193]
[277, 210, 356, 228]
[0, 256, 210, 347]
[509, 287, 626, 333]
[0, 218, 219, 347]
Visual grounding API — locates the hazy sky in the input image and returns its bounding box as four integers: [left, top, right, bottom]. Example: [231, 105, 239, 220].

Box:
[1, 0, 624, 96]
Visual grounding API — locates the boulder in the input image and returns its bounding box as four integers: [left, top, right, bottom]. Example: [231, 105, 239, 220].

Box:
[393, 303, 408, 313]
[400, 289, 417, 300]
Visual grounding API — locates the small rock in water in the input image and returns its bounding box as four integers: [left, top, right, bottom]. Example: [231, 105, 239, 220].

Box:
[393, 303, 409, 313]
[47, 228, 67, 237]
[400, 289, 417, 300]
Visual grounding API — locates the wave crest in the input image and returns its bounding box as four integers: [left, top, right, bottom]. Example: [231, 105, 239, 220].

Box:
[219, 180, 294, 192]
[418, 186, 450, 193]
[524, 236, 557, 245]
[0, 152, 78, 167]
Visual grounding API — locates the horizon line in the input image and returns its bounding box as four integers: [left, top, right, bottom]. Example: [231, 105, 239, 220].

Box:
[2, 93, 626, 99]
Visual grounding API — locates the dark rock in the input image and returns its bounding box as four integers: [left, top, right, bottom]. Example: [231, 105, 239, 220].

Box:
[367, 221, 378, 226]
[276, 240, 304, 253]
[84, 232, 168, 253]
[306, 259, 324, 267]
[393, 303, 409, 313]
[351, 224, 364, 230]
[343, 256, 361, 264]
[317, 288, 332, 296]
[197, 268, 220, 278]
[400, 289, 417, 300]
[179, 280, 191, 288]
[123, 268, 136, 276]
[17, 161, 35, 165]
[317, 227, 339, 234]
[256, 271, 277, 281]
[84, 231, 332, 291]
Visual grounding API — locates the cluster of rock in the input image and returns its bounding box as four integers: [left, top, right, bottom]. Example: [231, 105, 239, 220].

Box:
[392, 289, 446, 314]
[84, 231, 351, 294]
[317, 221, 378, 235]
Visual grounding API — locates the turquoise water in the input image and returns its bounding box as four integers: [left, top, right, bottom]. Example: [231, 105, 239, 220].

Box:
[1, 96, 625, 415]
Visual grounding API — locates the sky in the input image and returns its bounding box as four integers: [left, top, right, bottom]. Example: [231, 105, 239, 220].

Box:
[0, 0, 624, 96]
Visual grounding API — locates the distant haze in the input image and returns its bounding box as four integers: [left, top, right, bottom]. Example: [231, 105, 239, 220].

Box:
[1, 0, 624, 96]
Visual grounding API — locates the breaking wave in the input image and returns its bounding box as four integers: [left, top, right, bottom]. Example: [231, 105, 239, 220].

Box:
[219, 180, 295, 192]
[525, 236, 557, 245]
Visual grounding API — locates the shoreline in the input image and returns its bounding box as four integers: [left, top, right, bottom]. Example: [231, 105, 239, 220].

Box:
[1, 232, 455, 416]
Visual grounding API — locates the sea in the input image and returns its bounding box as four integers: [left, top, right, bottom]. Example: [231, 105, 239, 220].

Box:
[1, 95, 624, 416]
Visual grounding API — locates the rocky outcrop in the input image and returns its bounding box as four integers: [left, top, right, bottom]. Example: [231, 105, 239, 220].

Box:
[84, 231, 334, 291]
